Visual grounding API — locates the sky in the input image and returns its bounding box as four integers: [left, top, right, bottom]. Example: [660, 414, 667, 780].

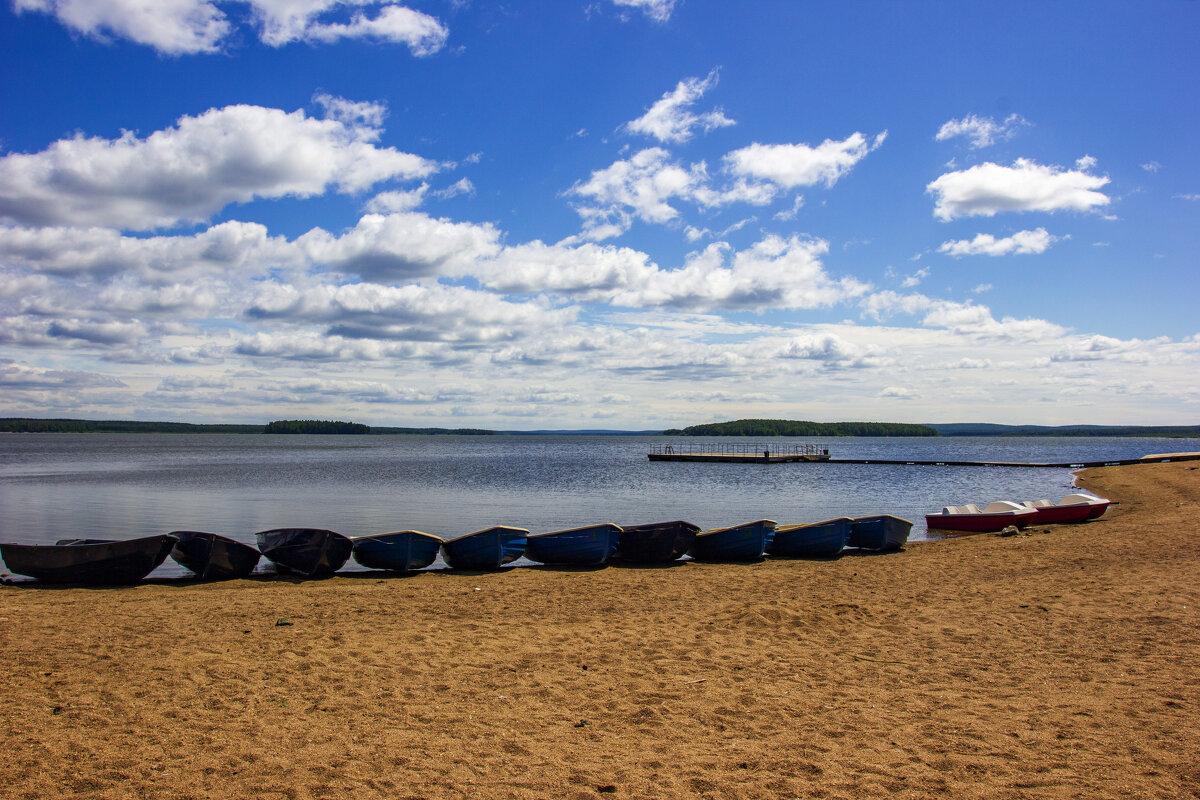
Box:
[0, 0, 1197, 429]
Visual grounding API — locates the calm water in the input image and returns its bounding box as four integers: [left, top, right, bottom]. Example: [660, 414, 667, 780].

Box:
[2, 434, 1195, 578]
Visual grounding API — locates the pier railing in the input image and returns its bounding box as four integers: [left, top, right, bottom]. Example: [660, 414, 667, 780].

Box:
[650, 442, 828, 457]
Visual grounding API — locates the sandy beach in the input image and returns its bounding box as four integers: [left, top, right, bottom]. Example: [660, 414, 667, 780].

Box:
[1, 461, 1197, 800]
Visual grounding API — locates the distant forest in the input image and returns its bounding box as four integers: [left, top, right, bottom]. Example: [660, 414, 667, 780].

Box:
[930, 423, 1200, 438]
[663, 419, 938, 437]
[0, 418, 498, 435]
[0, 418, 262, 434]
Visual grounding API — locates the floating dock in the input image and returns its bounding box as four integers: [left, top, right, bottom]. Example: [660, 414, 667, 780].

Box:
[648, 443, 830, 463]
[649, 445, 1200, 469]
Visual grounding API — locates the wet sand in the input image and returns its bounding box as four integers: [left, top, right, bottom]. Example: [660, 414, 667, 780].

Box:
[1, 461, 1197, 799]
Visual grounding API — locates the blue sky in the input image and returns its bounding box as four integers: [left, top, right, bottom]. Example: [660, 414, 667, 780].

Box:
[1, 0, 1197, 428]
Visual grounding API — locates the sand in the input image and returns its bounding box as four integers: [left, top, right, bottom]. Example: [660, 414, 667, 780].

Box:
[1, 461, 1197, 800]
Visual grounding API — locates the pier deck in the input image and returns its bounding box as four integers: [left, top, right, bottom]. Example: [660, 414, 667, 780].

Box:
[648, 446, 1200, 468]
[648, 443, 830, 463]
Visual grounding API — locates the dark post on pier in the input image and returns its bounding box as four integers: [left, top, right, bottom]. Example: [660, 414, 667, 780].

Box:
[649, 442, 831, 463]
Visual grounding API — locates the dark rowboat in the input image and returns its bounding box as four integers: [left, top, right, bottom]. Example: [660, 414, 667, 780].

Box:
[768, 517, 851, 558]
[0, 534, 177, 584]
[254, 528, 352, 577]
[441, 526, 528, 570]
[170, 531, 261, 580]
[614, 520, 700, 563]
[525, 523, 622, 566]
[352, 530, 443, 572]
[847, 515, 912, 551]
[688, 519, 776, 562]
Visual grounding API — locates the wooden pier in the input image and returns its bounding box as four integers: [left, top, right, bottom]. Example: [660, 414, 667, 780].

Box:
[648, 443, 830, 463]
[648, 445, 1200, 469]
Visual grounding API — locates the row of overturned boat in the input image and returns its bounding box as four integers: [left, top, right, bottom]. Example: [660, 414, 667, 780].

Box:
[0, 515, 915, 586]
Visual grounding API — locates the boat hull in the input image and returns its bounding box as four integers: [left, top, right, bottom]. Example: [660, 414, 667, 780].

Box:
[1, 535, 178, 584]
[441, 527, 528, 570]
[353, 530, 443, 572]
[768, 518, 851, 558]
[254, 528, 352, 577]
[848, 515, 912, 551]
[614, 521, 699, 563]
[170, 531, 261, 580]
[526, 524, 621, 566]
[688, 520, 776, 562]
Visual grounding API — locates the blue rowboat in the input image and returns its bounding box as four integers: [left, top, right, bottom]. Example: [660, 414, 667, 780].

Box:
[255, 528, 352, 577]
[768, 517, 851, 559]
[0, 534, 177, 584]
[847, 515, 913, 552]
[614, 520, 699, 563]
[688, 519, 776, 562]
[170, 531, 261, 580]
[440, 526, 528, 570]
[525, 523, 622, 566]
[352, 530, 443, 572]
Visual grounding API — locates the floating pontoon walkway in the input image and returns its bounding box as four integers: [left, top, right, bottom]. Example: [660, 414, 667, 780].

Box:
[648, 443, 831, 463]
[649, 445, 1200, 468]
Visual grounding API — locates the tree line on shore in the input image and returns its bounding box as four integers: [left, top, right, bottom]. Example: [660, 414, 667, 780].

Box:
[662, 419, 938, 437]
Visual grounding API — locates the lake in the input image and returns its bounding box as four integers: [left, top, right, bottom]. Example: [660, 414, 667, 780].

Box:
[2, 433, 1195, 579]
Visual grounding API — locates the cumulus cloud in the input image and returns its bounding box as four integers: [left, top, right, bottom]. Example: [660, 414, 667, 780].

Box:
[724, 131, 886, 190]
[0, 221, 299, 280]
[861, 291, 1067, 342]
[479, 234, 869, 313]
[244, 281, 575, 345]
[926, 158, 1111, 221]
[938, 227, 1058, 257]
[299, 212, 502, 282]
[0, 102, 439, 231]
[624, 70, 735, 144]
[14, 0, 449, 55]
[565, 148, 778, 240]
[611, 0, 677, 22]
[935, 113, 1029, 149]
[0, 359, 126, 390]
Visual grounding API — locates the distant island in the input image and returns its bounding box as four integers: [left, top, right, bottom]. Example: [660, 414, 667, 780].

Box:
[663, 419, 938, 437]
[929, 423, 1200, 438]
[0, 418, 494, 435]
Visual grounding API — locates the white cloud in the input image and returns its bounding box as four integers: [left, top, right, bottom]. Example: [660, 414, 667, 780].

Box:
[13, 0, 230, 54]
[926, 158, 1111, 221]
[900, 267, 929, 288]
[0, 221, 299, 280]
[365, 184, 430, 213]
[0, 102, 439, 231]
[298, 212, 503, 282]
[479, 234, 869, 313]
[0, 359, 126, 390]
[724, 131, 886, 190]
[1075, 155, 1097, 170]
[566, 148, 775, 240]
[14, 1, 449, 55]
[624, 70, 735, 144]
[244, 281, 576, 345]
[1141, 161, 1161, 173]
[611, 0, 677, 22]
[938, 227, 1058, 257]
[935, 113, 1029, 149]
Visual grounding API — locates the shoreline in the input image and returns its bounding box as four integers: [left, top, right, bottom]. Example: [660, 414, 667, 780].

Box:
[2, 461, 1197, 799]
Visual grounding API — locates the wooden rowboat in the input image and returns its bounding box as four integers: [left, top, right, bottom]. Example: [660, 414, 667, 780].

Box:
[768, 517, 851, 558]
[688, 519, 776, 562]
[352, 530, 443, 572]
